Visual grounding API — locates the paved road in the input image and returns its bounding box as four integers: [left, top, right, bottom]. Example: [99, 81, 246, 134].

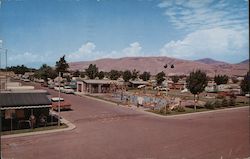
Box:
[2, 84, 250, 159]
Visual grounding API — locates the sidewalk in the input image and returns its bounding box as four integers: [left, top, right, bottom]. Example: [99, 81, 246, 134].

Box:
[1, 116, 76, 139]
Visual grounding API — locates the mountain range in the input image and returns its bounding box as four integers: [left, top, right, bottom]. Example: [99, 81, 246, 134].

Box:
[69, 57, 249, 76]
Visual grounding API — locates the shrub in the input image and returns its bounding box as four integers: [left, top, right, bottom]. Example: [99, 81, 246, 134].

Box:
[221, 98, 228, 107]
[229, 97, 236, 106]
[204, 101, 215, 109]
[159, 106, 171, 114]
[173, 106, 185, 112]
[213, 100, 221, 108]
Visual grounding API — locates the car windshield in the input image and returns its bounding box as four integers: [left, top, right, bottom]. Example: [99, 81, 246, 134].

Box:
[64, 86, 71, 89]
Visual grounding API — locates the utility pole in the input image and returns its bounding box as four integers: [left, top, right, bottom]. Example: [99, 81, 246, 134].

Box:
[58, 72, 61, 126]
[0, 39, 7, 159]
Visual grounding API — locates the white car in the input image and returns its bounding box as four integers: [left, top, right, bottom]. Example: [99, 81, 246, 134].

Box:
[62, 86, 74, 94]
[54, 87, 63, 91]
[23, 79, 31, 82]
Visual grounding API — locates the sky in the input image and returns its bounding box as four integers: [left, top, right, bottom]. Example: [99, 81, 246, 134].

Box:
[0, 0, 249, 68]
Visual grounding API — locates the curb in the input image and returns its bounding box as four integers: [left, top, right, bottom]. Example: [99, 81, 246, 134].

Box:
[1, 117, 76, 139]
[143, 105, 250, 118]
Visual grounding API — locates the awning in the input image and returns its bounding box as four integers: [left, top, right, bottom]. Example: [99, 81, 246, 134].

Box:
[1, 105, 52, 110]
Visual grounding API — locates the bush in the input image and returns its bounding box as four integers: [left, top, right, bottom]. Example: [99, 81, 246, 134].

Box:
[204, 101, 215, 109]
[213, 100, 221, 108]
[158, 106, 171, 114]
[229, 97, 236, 106]
[173, 106, 185, 112]
[221, 98, 228, 107]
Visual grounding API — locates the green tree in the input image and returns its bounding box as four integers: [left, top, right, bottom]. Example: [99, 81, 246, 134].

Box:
[7, 65, 30, 74]
[171, 76, 179, 83]
[109, 70, 120, 80]
[214, 75, 229, 85]
[98, 71, 105, 79]
[156, 71, 165, 85]
[73, 70, 80, 77]
[139, 71, 151, 81]
[186, 70, 208, 111]
[38, 64, 57, 82]
[131, 69, 139, 80]
[171, 75, 179, 89]
[85, 64, 99, 79]
[240, 71, 250, 94]
[80, 72, 85, 78]
[231, 77, 239, 84]
[123, 70, 132, 82]
[55, 55, 69, 75]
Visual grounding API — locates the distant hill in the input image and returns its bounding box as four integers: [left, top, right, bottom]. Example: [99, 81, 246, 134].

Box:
[238, 59, 249, 65]
[195, 58, 227, 65]
[69, 56, 249, 76]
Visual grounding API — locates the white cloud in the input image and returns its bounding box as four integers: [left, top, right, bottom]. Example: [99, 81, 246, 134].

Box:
[121, 42, 142, 57]
[8, 52, 57, 67]
[9, 52, 42, 63]
[160, 27, 248, 61]
[67, 42, 143, 61]
[67, 42, 99, 61]
[158, 0, 248, 31]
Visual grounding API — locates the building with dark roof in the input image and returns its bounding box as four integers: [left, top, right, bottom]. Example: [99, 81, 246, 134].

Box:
[0, 91, 52, 131]
[76, 79, 124, 93]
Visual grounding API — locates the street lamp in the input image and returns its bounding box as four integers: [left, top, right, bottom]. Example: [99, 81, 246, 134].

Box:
[163, 63, 174, 96]
[0, 41, 8, 91]
[0, 40, 7, 158]
[58, 72, 61, 126]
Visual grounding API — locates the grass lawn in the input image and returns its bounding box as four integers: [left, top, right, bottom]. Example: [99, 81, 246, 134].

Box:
[148, 104, 249, 116]
[2, 124, 68, 136]
[85, 92, 249, 116]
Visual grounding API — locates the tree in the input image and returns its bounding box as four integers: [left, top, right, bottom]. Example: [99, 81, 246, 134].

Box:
[186, 70, 208, 111]
[171, 76, 179, 83]
[231, 77, 239, 84]
[80, 72, 85, 78]
[85, 64, 99, 79]
[73, 70, 80, 77]
[109, 70, 120, 80]
[214, 75, 229, 85]
[98, 71, 105, 79]
[131, 69, 139, 80]
[123, 70, 132, 82]
[55, 55, 69, 75]
[241, 71, 250, 94]
[139, 71, 151, 81]
[7, 65, 30, 74]
[171, 75, 179, 89]
[156, 71, 165, 85]
[37, 64, 57, 82]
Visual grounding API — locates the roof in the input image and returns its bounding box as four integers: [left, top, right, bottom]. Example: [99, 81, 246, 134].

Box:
[0, 92, 52, 107]
[130, 81, 149, 85]
[81, 79, 120, 85]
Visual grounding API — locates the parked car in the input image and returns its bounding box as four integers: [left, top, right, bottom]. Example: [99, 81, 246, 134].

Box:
[62, 86, 74, 94]
[54, 87, 64, 91]
[23, 79, 31, 82]
[48, 84, 55, 89]
[51, 97, 71, 111]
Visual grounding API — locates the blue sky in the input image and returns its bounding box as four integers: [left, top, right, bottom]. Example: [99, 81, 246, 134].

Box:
[0, 0, 249, 68]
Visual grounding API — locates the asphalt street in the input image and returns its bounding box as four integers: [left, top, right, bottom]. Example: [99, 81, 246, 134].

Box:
[2, 83, 250, 159]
